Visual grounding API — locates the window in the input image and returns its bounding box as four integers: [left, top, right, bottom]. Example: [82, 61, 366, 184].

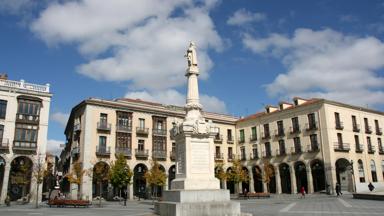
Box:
[227, 129, 233, 141]
[337, 133, 343, 145]
[228, 147, 233, 159]
[252, 147, 258, 159]
[251, 126, 257, 140]
[364, 118, 371, 133]
[215, 146, 221, 157]
[310, 134, 318, 150]
[100, 113, 107, 124]
[14, 123, 38, 143]
[277, 120, 284, 135]
[370, 160, 377, 182]
[382, 160, 384, 179]
[265, 142, 271, 157]
[291, 117, 300, 132]
[375, 120, 382, 135]
[156, 120, 163, 130]
[139, 118, 145, 128]
[0, 100, 7, 119]
[294, 137, 301, 153]
[138, 139, 145, 151]
[335, 112, 343, 129]
[116, 132, 131, 148]
[99, 136, 107, 149]
[308, 113, 316, 128]
[172, 142, 176, 153]
[240, 147, 246, 160]
[378, 138, 383, 152]
[278, 139, 285, 155]
[116, 111, 132, 128]
[367, 137, 373, 152]
[17, 99, 40, 115]
[153, 136, 166, 151]
[263, 124, 270, 138]
[352, 115, 359, 131]
[355, 135, 361, 151]
[239, 129, 245, 142]
[0, 124, 3, 141]
[358, 160, 365, 183]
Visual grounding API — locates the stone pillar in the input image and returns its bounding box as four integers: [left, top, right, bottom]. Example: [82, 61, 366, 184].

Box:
[306, 163, 314, 194]
[128, 184, 134, 200]
[249, 167, 255, 193]
[290, 164, 297, 194]
[223, 180, 227, 189]
[0, 162, 11, 203]
[263, 182, 268, 193]
[275, 165, 282, 194]
[164, 176, 169, 191]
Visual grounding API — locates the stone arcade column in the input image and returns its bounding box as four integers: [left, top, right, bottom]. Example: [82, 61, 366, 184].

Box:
[274, 165, 282, 194]
[248, 166, 255, 193]
[306, 163, 314, 194]
[290, 164, 297, 194]
[0, 162, 11, 203]
[156, 42, 243, 216]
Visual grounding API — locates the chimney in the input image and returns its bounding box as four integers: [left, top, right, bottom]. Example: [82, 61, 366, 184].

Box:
[293, 97, 308, 106]
[0, 73, 8, 80]
[279, 101, 293, 110]
[265, 105, 278, 113]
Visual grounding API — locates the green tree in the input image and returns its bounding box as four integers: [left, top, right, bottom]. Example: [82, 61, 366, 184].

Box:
[32, 155, 47, 208]
[109, 154, 133, 199]
[256, 159, 275, 193]
[66, 161, 87, 200]
[91, 161, 110, 207]
[227, 159, 249, 194]
[144, 160, 167, 201]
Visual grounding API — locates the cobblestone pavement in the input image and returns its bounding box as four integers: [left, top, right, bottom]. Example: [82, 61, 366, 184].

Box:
[0, 194, 383, 216]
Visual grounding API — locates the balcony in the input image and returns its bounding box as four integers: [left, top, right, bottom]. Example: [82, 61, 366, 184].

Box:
[333, 143, 350, 152]
[227, 137, 234, 144]
[214, 134, 223, 143]
[365, 126, 372, 134]
[0, 138, 9, 152]
[290, 126, 301, 134]
[261, 132, 271, 140]
[250, 134, 257, 142]
[238, 138, 245, 144]
[306, 122, 318, 131]
[355, 144, 364, 153]
[376, 128, 383, 135]
[307, 142, 320, 152]
[335, 121, 344, 130]
[97, 122, 111, 131]
[250, 152, 259, 160]
[136, 127, 149, 135]
[227, 154, 234, 162]
[352, 124, 360, 132]
[135, 149, 149, 159]
[74, 123, 81, 132]
[274, 129, 285, 137]
[170, 151, 176, 161]
[276, 148, 286, 156]
[291, 146, 302, 155]
[262, 150, 272, 158]
[240, 154, 247, 161]
[152, 150, 167, 160]
[96, 146, 111, 157]
[16, 113, 39, 124]
[367, 145, 375, 154]
[13, 140, 37, 153]
[116, 125, 132, 133]
[153, 128, 167, 136]
[215, 153, 224, 161]
[379, 146, 384, 155]
[0, 79, 50, 93]
[115, 147, 132, 157]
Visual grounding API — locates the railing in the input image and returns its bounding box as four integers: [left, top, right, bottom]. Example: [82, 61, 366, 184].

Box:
[16, 113, 39, 123]
[250, 134, 257, 142]
[291, 146, 302, 154]
[376, 128, 383, 135]
[135, 149, 149, 158]
[0, 138, 9, 149]
[74, 123, 81, 132]
[250, 152, 259, 160]
[214, 134, 223, 143]
[290, 126, 301, 134]
[307, 142, 320, 152]
[152, 150, 167, 159]
[335, 121, 344, 130]
[240, 154, 247, 161]
[333, 143, 350, 152]
[367, 145, 375, 154]
[306, 122, 318, 131]
[0, 79, 50, 93]
[274, 129, 285, 137]
[116, 125, 132, 133]
[365, 126, 372, 134]
[115, 147, 132, 157]
[238, 138, 245, 144]
[97, 122, 111, 131]
[276, 148, 286, 156]
[215, 153, 224, 161]
[96, 146, 111, 156]
[136, 127, 149, 135]
[352, 124, 360, 132]
[355, 144, 364, 153]
[153, 128, 167, 136]
[261, 132, 271, 140]
[262, 150, 272, 158]
[227, 154, 234, 162]
[227, 137, 234, 144]
[13, 140, 37, 151]
[170, 151, 176, 160]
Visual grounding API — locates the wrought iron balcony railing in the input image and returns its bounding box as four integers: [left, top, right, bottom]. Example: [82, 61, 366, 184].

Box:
[333, 143, 350, 152]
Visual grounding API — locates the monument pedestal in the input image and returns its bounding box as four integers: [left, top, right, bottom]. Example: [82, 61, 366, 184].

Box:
[155, 190, 241, 216]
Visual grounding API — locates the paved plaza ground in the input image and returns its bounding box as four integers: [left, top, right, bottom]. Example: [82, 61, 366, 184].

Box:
[0, 194, 383, 216]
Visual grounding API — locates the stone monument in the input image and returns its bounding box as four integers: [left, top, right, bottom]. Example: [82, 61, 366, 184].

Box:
[155, 42, 243, 216]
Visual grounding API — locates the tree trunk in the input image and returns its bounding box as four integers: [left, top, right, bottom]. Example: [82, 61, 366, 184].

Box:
[99, 182, 102, 207]
[35, 183, 39, 208]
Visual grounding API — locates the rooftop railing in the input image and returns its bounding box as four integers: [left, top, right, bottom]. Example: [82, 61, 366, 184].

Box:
[0, 79, 50, 93]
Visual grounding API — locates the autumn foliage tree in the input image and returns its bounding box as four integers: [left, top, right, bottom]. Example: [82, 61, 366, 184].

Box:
[215, 163, 227, 188]
[256, 159, 275, 193]
[144, 160, 167, 200]
[92, 161, 110, 206]
[66, 161, 87, 200]
[109, 153, 133, 198]
[227, 159, 249, 194]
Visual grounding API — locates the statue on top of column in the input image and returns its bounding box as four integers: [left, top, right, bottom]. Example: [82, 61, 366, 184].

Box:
[185, 42, 198, 67]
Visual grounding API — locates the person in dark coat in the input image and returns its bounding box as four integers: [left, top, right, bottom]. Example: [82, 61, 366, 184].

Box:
[335, 182, 342, 196]
[123, 189, 127, 206]
[368, 182, 375, 192]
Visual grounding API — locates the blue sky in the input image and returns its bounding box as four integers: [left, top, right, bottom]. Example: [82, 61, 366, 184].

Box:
[1, 0, 384, 155]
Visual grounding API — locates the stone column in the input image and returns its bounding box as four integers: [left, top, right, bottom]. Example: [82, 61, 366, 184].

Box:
[290, 164, 297, 194]
[128, 184, 134, 200]
[275, 165, 282, 194]
[0, 162, 11, 203]
[164, 176, 169, 191]
[223, 180, 227, 189]
[306, 163, 314, 194]
[248, 167, 255, 193]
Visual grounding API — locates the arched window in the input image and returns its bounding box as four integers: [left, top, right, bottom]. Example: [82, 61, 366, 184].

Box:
[358, 160, 365, 183]
[370, 160, 377, 182]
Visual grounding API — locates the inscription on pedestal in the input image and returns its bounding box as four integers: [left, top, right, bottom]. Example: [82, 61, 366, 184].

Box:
[191, 141, 209, 174]
[177, 140, 185, 174]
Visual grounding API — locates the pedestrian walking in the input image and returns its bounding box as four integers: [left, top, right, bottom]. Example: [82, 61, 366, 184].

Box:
[300, 186, 306, 198]
[335, 182, 341, 196]
[243, 188, 248, 199]
[123, 189, 127, 206]
[368, 182, 375, 192]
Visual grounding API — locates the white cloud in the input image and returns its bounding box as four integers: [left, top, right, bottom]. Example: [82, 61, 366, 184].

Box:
[47, 139, 64, 156]
[243, 28, 384, 107]
[227, 8, 266, 26]
[0, 0, 33, 14]
[125, 89, 227, 113]
[31, 0, 223, 90]
[50, 112, 69, 127]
